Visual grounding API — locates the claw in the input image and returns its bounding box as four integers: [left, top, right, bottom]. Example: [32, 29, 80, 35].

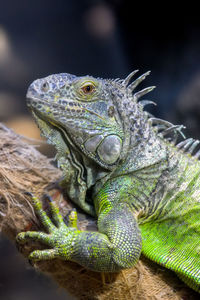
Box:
[28, 258, 34, 267]
[43, 193, 53, 202]
[24, 191, 34, 198]
[15, 239, 23, 252]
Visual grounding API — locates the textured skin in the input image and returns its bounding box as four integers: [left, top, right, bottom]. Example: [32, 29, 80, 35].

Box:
[16, 71, 200, 292]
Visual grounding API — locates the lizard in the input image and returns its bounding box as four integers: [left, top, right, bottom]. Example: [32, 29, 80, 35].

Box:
[16, 70, 200, 293]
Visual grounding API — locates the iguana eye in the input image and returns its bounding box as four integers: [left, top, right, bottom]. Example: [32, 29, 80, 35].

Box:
[81, 83, 95, 95]
[41, 82, 49, 92]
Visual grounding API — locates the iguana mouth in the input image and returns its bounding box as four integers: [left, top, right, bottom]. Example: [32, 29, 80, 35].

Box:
[27, 96, 105, 121]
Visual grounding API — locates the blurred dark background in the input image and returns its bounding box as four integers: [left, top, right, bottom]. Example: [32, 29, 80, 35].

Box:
[0, 0, 200, 299]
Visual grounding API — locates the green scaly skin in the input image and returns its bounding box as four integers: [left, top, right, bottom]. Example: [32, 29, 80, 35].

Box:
[16, 71, 200, 292]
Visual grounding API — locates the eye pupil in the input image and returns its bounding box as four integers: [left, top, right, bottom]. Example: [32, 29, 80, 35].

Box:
[86, 85, 91, 92]
[81, 83, 95, 94]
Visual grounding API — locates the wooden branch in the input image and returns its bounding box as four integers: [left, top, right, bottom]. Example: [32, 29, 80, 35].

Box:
[0, 123, 196, 299]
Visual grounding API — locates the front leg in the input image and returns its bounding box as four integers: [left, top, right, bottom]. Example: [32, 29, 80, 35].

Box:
[16, 194, 142, 272]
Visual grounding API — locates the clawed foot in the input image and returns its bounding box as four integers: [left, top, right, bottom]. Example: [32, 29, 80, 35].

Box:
[16, 193, 79, 263]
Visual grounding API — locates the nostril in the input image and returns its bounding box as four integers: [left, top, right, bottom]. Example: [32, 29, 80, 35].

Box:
[26, 84, 35, 99]
[41, 81, 49, 92]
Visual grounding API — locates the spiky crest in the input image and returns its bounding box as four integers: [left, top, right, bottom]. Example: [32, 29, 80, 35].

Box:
[134, 86, 156, 100]
[123, 70, 155, 99]
[139, 100, 157, 108]
[176, 138, 200, 157]
[124, 71, 200, 160]
[127, 71, 151, 91]
[123, 70, 139, 87]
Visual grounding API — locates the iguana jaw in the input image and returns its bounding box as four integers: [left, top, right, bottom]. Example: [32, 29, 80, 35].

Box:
[29, 107, 77, 156]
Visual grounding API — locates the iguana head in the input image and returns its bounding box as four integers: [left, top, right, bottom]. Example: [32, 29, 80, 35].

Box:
[26, 72, 155, 171]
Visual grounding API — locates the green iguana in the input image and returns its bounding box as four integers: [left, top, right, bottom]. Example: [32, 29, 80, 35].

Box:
[16, 70, 200, 292]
